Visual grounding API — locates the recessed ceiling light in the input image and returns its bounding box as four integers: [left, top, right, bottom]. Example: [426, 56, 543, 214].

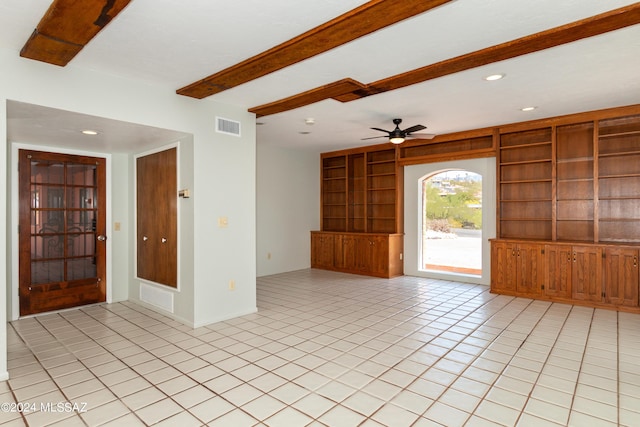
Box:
[521, 106, 537, 112]
[305, 118, 315, 125]
[484, 73, 505, 81]
[81, 130, 99, 135]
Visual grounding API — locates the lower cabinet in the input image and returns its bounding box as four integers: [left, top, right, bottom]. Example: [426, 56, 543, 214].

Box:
[604, 247, 639, 307]
[544, 244, 572, 298]
[491, 239, 640, 312]
[311, 233, 335, 269]
[491, 241, 544, 297]
[571, 245, 603, 303]
[311, 231, 403, 278]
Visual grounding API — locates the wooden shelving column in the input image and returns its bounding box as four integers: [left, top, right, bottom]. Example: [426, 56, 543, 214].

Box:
[498, 128, 553, 240]
[366, 149, 397, 233]
[321, 156, 347, 231]
[347, 154, 365, 232]
[597, 114, 640, 243]
[555, 122, 595, 241]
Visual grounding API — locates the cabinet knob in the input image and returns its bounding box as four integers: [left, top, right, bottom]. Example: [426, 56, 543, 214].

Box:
[161, 237, 167, 243]
[143, 236, 148, 241]
[634, 256, 638, 268]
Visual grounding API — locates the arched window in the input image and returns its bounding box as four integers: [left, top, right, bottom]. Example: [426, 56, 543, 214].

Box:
[420, 170, 482, 276]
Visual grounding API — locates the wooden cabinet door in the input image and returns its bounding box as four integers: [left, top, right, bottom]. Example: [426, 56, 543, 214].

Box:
[545, 244, 572, 298]
[571, 246, 602, 302]
[366, 235, 389, 276]
[352, 235, 371, 272]
[137, 148, 177, 287]
[604, 247, 639, 307]
[337, 235, 358, 270]
[491, 241, 517, 292]
[311, 233, 334, 268]
[517, 243, 544, 295]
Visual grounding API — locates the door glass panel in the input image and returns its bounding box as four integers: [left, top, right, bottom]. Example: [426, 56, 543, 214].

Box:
[67, 164, 96, 186]
[29, 159, 98, 284]
[31, 234, 66, 259]
[31, 162, 64, 184]
[31, 260, 64, 285]
[67, 258, 97, 281]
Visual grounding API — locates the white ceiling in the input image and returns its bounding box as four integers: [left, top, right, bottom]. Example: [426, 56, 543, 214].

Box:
[2, 0, 640, 153]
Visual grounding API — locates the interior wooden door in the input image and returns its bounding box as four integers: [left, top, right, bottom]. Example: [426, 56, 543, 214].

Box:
[19, 150, 107, 316]
[136, 148, 177, 287]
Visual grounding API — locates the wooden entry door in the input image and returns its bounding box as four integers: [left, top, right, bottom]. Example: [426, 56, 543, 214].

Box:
[19, 150, 107, 316]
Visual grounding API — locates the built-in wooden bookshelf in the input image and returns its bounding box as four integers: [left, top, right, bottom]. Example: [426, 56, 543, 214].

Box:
[496, 113, 640, 244]
[320, 147, 401, 234]
[493, 108, 640, 312]
[318, 145, 402, 277]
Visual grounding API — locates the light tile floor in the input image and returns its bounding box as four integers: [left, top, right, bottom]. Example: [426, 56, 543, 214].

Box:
[2, 269, 640, 426]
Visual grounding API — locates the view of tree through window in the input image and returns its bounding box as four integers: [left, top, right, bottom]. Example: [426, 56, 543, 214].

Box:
[421, 170, 482, 276]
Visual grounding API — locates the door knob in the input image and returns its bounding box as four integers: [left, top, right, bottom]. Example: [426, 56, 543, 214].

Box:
[97, 235, 107, 241]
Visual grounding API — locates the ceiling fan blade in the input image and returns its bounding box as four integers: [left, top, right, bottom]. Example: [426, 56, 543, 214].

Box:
[370, 127, 391, 133]
[403, 124, 427, 134]
[407, 133, 436, 140]
[361, 135, 387, 140]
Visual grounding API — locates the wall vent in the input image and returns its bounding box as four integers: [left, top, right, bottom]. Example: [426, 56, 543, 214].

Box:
[140, 282, 174, 313]
[216, 116, 241, 137]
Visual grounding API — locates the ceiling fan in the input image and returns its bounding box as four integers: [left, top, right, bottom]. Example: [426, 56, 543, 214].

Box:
[362, 118, 435, 144]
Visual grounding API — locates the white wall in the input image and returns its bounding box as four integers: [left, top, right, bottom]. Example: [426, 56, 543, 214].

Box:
[0, 97, 7, 380]
[1, 47, 257, 377]
[256, 145, 320, 277]
[404, 157, 496, 285]
[110, 152, 132, 302]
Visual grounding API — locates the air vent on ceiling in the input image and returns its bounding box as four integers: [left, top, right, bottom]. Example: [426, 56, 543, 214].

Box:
[216, 116, 241, 137]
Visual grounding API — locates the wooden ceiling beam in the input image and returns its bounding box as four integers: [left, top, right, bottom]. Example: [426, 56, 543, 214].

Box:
[176, 0, 453, 99]
[250, 79, 367, 117]
[252, 3, 640, 116]
[20, 0, 132, 66]
[364, 3, 640, 96]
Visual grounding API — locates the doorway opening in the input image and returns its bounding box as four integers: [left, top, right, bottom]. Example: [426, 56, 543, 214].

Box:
[420, 170, 482, 276]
